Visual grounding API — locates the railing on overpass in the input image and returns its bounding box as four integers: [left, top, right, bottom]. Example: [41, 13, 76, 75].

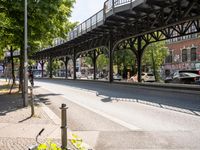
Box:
[43, 0, 135, 48]
[67, 0, 134, 41]
[68, 9, 104, 40]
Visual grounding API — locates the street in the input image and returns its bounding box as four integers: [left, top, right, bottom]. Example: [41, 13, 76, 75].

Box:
[34, 79, 200, 150]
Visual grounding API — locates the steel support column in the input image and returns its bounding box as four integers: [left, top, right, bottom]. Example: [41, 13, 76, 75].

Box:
[64, 57, 69, 79]
[109, 36, 114, 83]
[137, 36, 142, 82]
[49, 57, 53, 78]
[93, 50, 97, 80]
[73, 50, 76, 80]
[39, 60, 44, 78]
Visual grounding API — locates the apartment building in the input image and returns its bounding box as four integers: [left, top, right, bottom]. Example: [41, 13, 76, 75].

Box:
[164, 29, 200, 76]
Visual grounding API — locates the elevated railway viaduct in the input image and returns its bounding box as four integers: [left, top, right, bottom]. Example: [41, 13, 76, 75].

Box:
[32, 0, 200, 82]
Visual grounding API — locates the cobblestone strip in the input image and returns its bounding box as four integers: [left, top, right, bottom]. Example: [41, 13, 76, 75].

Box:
[0, 137, 36, 150]
[0, 137, 77, 150]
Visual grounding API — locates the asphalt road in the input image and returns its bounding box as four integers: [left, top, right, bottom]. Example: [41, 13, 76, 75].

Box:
[34, 79, 200, 150]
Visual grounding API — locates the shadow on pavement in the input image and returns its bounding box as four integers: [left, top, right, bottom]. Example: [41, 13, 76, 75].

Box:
[18, 116, 32, 123]
[36, 79, 200, 117]
[35, 93, 62, 105]
[0, 94, 23, 116]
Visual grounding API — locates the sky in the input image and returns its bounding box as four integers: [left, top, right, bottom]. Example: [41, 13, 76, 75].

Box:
[70, 0, 105, 23]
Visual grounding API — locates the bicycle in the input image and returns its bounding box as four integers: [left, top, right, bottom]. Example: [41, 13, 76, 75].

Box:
[28, 128, 45, 150]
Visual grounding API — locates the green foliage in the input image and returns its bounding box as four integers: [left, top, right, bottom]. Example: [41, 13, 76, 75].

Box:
[0, 0, 76, 57]
[71, 134, 86, 150]
[96, 54, 109, 71]
[143, 41, 168, 80]
[113, 49, 136, 75]
[84, 57, 93, 67]
[84, 54, 109, 71]
[46, 60, 63, 76]
[114, 49, 135, 67]
[37, 139, 61, 150]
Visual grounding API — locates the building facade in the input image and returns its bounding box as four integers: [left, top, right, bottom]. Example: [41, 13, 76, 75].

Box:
[164, 31, 200, 76]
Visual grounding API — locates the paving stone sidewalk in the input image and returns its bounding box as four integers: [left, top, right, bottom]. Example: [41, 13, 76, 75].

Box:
[0, 80, 75, 150]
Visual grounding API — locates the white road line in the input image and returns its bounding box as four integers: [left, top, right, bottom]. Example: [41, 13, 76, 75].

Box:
[44, 86, 140, 130]
[40, 103, 61, 125]
[62, 94, 140, 130]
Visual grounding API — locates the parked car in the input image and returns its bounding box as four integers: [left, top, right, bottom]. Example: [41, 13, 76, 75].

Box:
[141, 72, 156, 82]
[105, 73, 122, 81]
[33, 72, 42, 78]
[113, 74, 122, 81]
[165, 71, 200, 84]
[34, 74, 42, 78]
[87, 74, 93, 79]
[76, 72, 82, 79]
[129, 72, 155, 82]
[179, 70, 200, 75]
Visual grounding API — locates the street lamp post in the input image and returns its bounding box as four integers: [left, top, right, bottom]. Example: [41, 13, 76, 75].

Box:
[24, 0, 28, 107]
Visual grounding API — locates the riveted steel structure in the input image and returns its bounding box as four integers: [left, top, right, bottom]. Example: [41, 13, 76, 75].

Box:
[32, 0, 200, 82]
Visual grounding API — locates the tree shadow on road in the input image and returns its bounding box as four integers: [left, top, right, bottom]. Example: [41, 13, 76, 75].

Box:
[99, 93, 200, 116]
[36, 79, 200, 117]
[60, 80, 200, 117]
[35, 93, 62, 105]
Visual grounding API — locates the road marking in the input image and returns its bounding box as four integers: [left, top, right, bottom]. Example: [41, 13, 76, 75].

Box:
[38, 82, 141, 130]
[62, 95, 140, 130]
[40, 103, 61, 125]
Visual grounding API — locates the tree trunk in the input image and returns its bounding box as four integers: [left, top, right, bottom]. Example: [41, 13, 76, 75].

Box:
[10, 46, 16, 84]
[19, 47, 24, 95]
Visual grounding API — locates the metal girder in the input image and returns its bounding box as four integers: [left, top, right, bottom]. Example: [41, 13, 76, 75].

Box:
[32, 0, 200, 62]
[182, 0, 196, 18]
[77, 47, 106, 59]
[119, 0, 200, 37]
[115, 19, 200, 54]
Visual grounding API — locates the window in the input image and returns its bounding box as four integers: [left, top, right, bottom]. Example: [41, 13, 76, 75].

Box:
[165, 51, 173, 63]
[191, 48, 197, 61]
[182, 49, 187, 62]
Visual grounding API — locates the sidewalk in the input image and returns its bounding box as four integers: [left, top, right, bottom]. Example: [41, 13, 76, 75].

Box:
[0, 80, 75, 150]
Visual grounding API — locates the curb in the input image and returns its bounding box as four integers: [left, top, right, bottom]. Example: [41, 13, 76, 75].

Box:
[40, 102, 60, 125]
[36, 78, 200, 95]
[34, 95, 94, 150]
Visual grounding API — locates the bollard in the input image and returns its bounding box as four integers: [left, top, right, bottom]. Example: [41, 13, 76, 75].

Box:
[60, 104, 69, 150]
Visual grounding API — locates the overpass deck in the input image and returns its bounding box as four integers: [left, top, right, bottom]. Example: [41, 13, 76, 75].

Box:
[32, 0, 200, 82]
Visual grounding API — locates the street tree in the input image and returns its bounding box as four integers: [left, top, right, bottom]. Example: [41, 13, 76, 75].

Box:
[143, 41, 168, 81]
[46, 59, 63, 77]
[84, 54, 109, 73]
[113, 49, 136, 78]
[96, 54, 109, 72]
[0, 0, 76, 91]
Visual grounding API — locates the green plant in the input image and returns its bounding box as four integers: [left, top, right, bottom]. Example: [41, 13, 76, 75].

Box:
[37, 140, 61, 150]
[70, 134, 86, 150]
